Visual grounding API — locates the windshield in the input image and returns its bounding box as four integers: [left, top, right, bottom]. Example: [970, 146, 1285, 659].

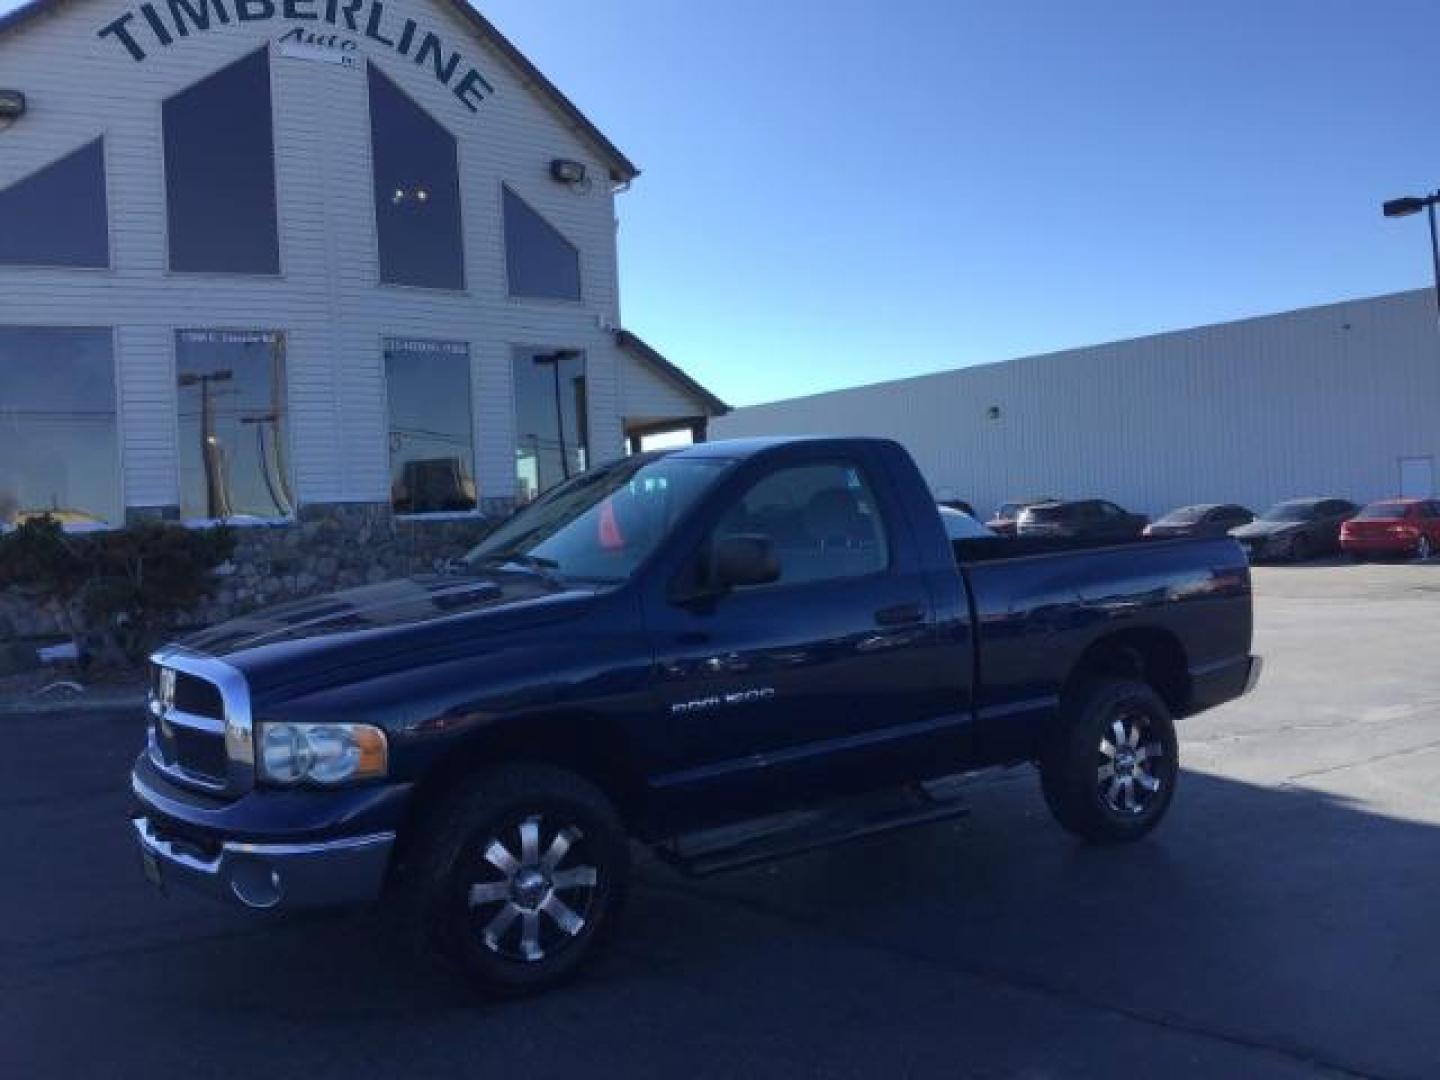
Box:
[1260, 501, 1317, 523]
[1158, 506, 1210, 525]
[466, 455, 733, 585]
[1356, 502, 1410, 520]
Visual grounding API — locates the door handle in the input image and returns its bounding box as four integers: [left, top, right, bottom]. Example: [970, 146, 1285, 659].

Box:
[874, 603, 924, 628]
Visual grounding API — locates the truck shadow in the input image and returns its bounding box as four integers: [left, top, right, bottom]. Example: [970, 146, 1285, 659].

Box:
[126, 767, 1439, 1077]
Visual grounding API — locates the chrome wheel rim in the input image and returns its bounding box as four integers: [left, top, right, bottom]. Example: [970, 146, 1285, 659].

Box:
[1097, 711, 1164, 816]
[465, 813, 599, 964]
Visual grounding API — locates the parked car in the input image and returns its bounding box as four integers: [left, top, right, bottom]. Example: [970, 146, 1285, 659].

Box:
[1144, 503, 1255, 539]
[938, 505, 994, 540]
[132, 437, 1259, 997]
[1230, 497, 1358, 562]
[987, 497, 1058, 536]
[1340, 499, 1440, 561]
[1016, 499, 1149, 541]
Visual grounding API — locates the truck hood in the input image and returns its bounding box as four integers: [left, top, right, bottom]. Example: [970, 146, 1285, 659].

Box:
[177, 572, 597, 695]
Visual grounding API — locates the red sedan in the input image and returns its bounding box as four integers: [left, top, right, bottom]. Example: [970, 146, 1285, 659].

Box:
[1340, 499, 1440, 561]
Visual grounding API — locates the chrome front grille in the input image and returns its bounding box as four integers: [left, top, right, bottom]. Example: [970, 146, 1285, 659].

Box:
[147, 648, 255, 797]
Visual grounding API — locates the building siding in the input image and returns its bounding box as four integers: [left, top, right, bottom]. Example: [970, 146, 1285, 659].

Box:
[715, 290, 1440, 517]
[0, 0, 658, 514]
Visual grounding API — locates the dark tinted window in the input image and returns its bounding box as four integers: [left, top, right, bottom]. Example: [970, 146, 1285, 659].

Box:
[369, 65, 465, 290]
[514, 351, 588, 501]
[1320, 500, 1356, 517]
[1261, 500, 1318, 522]
[175, 330, 291, 520]
[0, 327, 120, 526]
[1025, 503, 1070, 521]
[1356, 502, 1411, 520]
[1158, 506, 1209, 525]
[164, 50, 280, 274]
[715, 462, 889, 587]
[503, 186, 581, 301]
[386, 338, 476, 514]
[0, 140, 109, 268]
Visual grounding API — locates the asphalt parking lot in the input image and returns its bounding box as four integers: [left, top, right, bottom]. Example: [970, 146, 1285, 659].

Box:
[2, 561, 1438, 1079]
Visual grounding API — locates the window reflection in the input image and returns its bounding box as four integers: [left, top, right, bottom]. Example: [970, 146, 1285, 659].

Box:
[0, 327, 120, 527]
[369, 64, 465, 290]
[175, 330, 292, 521]
[503, 186, 581, 301]
[385, 338, 476, 514]
[0, 140, 110, 268]
[513, 351, 588, 503]
[163, 49, 280, 274]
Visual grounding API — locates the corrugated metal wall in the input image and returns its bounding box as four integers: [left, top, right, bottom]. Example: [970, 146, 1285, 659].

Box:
[715, 290, 1440, 518]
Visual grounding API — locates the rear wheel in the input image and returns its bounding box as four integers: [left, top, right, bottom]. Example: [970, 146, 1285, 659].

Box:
[1417, 536, 1433, 562]
[1289, 535, 1312, 563]
[1040, 679, 1179, 844]
[405, 764, 629, 998]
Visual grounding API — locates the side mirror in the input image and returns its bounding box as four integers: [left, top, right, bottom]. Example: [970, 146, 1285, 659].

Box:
[711, 534, 780, 591]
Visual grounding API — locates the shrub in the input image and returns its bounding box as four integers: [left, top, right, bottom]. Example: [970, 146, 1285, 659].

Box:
[0, 517, 235, 666]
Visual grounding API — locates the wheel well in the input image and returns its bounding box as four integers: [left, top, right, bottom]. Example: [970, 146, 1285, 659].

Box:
[1064, 629, 1190, 715]
[395, 715, 644, 865]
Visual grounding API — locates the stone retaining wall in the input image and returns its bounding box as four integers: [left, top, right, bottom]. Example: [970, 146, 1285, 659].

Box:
[0, 502, 502, 658]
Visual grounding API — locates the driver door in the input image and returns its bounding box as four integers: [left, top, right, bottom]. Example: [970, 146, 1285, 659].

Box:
[641, 449, 968, 832]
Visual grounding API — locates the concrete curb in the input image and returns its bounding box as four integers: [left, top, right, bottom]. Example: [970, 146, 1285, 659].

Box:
[0, 690, 145, 718]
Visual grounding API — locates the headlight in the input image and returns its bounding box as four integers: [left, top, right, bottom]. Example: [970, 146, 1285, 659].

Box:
[258, 723, 388, 786]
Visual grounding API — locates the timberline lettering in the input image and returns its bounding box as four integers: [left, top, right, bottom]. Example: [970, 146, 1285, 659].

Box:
[96, 0, 495, 112]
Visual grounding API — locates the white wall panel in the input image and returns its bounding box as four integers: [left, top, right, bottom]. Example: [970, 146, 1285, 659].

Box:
[0, 0, 638, 511]
[716, 291, 1440, 518]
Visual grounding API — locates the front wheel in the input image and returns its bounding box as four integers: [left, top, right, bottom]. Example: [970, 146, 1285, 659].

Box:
[406, 764, 629, 998]
[1289, 535, 1312, 563]
[1417, 536, 1433, 562]
[1040, 679, 1179, 844]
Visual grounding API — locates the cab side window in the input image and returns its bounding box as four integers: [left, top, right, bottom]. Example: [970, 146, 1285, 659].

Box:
[715, 462, 889, 587]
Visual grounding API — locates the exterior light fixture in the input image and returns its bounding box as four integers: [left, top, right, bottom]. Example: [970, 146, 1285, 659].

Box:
[550, 158, 587, 185]
[0, 89, 25, 127]
[1381, 189, 1440, 320]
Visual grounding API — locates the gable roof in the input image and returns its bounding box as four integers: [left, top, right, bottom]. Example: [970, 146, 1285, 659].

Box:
[0, 0, 639, 182]
[616, 330, 729, 417]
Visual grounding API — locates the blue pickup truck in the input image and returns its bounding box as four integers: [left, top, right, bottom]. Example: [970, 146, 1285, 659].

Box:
[132, 436, 1260, 995]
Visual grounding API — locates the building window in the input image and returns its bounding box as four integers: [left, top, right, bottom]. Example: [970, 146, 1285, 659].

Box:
[0, 327, 120, 527]
[513, 350, 588, 502]
[0, 140, 110, 269]
[385, 338, 476, 514]
[175, 330, 292, 521]
[163, 49, 280, 275]
[368, 64, 466, 291]
[503, 186, 581, 301]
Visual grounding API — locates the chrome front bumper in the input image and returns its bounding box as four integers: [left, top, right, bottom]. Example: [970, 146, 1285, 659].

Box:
[132, 816, 395, 911]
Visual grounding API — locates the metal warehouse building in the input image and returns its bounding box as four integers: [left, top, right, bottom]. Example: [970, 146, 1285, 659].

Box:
[715, 289, 1440, 519]
[0, 0, 725, 530]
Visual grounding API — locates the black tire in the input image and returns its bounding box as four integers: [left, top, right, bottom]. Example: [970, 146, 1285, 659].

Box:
[404, 763, 629, 998]
[1040, 679, 1179, 844]
[1289, 535, 1311, 563]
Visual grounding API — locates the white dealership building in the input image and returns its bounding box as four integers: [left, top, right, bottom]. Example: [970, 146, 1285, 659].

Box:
[0, 0, 726, 528]
[716, 289, 1440, 519]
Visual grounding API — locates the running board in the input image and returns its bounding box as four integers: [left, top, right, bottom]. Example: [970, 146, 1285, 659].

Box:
[655, 780, 970, 878]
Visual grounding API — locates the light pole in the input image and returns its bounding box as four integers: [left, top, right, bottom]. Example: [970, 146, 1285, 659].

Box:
[178, 369, 233, 519]
[1382, 190, 1440, 321]
[533, 351, 580, 484]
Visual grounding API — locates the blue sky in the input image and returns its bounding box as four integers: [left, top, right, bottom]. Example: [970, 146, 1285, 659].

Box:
[4, 0, 1436, 406]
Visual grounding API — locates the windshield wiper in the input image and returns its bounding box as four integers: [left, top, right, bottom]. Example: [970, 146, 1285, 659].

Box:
[477, 552, 562, 572]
